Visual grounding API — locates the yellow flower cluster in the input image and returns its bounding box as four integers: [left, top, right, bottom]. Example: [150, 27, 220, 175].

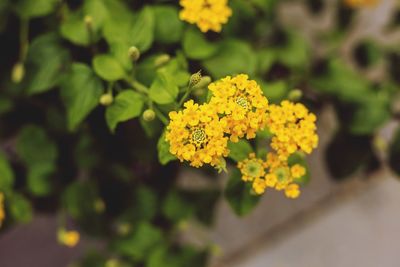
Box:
[166, 74, 269, 168]
[166, 100, 229, 168]
[267, 100, 318, 161]
[0, 192, 4, 227]
[238, 152, 306, 198]
[209, 74, 269, 142]
[179, 0, 232, 32]
[57, 228, 80, 247]
[344, 0, 378, 8]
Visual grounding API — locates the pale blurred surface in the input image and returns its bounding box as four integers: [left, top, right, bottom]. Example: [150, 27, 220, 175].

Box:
[232, 175, 400, 267]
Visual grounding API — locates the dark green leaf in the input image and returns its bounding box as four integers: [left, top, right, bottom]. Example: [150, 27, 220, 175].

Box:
[0, 152, 14, 192]
[106, 90, 144, 132]
[9, 193, 33, 223]
[13, 0, 58, 18]
[225, 168, 261, 216]
[153, 5, 183, 44]
[183, 28, 219, 60]
[157, 132, 176, 165]
[227, 140, 253, 162]
[60, 63, 103, 131]
[24, 33, 70, 95]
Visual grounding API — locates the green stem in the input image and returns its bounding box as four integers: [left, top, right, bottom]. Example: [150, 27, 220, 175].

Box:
[19, 19, 29, 62]
[125, 77, 149, 95]
[178, 85, 193, 107]
[153, 106, 169, 125]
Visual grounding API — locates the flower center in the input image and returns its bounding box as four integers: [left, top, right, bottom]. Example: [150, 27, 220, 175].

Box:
[236, 96, 249, 109]
[191, 128, 207, 147]
[274, 167, 290, 182]
[245, 160, 263, 178]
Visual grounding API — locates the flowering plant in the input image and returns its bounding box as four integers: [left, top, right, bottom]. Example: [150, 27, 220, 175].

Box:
[0, 0, 398, 266]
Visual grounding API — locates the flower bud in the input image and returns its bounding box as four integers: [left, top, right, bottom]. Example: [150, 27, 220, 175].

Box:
[192, 76, 211, 90]
[128, 46, 140, 61]
[11, 62, 25, 83]
[189, 70, 202, 87]
[142, 109, 156, 122]
[84, 15, 93, 28]
[154, 54, 170, 68]
[288, 89, 303, 101]
[100, 94, 113, 106]
[94, 198, 105, 213]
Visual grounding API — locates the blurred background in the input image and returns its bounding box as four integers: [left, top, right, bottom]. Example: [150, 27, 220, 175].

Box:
[1, 0, 400, 266]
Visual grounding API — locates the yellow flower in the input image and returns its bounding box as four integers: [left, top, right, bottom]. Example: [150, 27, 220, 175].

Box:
[344, 0, 378, 8]
[209, 74, 269, 142]
[0, 192, 5, 227]
[285, 184, 300, 199]
[238, 152, 304, 198]
[57, 229, 80, 247]
[166, 100, 229, 168]
[267, 100, 318, 160]
[179, 0, 232, 32]
[290, 164, 306, 179]
[237, 153, 266, 182]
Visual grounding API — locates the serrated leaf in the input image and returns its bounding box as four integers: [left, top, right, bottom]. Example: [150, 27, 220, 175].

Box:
[93, 54, 126, 81]
[227, 140, 253, 162]
[149, 71, 179, 104]
[24, 33, 70, 95]
[130, 6, 154, 52]
[60, 63, 103, 131]
[106, 90, 144, 132]
[153, 5, 183, 44]
[183, 28, 219, 60]
[157, 132, 176, 165]
[13, 0, 58, 18]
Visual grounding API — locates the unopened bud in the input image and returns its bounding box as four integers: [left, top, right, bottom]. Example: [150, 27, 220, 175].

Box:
[105, 259, 120, 267]
[288, 89, 303, 101]
[100, 94, 113, 106]
[128, 46, 140, 61]
[154, 54, 170, 68]
[192, 76, 211, 89]
[84, 15, 93, 28]
[142, 109, 155, 122]
[11, 62, 25, 83]
[189, 70, 202, 87]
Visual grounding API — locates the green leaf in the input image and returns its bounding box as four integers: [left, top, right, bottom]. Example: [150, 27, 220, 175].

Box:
[153, 5, 183, 44]
[225, 168, 261, 216]
[162, 190, 193, 222]
[227, 140, 253, 162]
[0, 152, 14, 192]
[24, 33, 70, 95]
[60, 11, 91, 46]
[112, 222, 163, 261]
[13, 0, 58, 18]
[110, 42, 133, 71]
[93, 54, 126, 81]
[132, 186, 158, 222]
[105, 90, 144, 132]
[83, 0, 109, 29]
[0, 98, 13, 115]
[183, 28, 219, 60]
[16, 125, 57, 196]
[130, 6, 155, 52]
[203, 39, 257, 78]
[60, 63, 103, 131]
[63, 181, 98, 219]
[9, 193, 33, 223]
[149, 71, 179, 104]
[259, 80, 288, 103]
[157, 132, 176, 165]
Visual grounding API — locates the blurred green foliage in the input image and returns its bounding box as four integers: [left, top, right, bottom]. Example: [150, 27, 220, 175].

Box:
[0, 0, 399, 266]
